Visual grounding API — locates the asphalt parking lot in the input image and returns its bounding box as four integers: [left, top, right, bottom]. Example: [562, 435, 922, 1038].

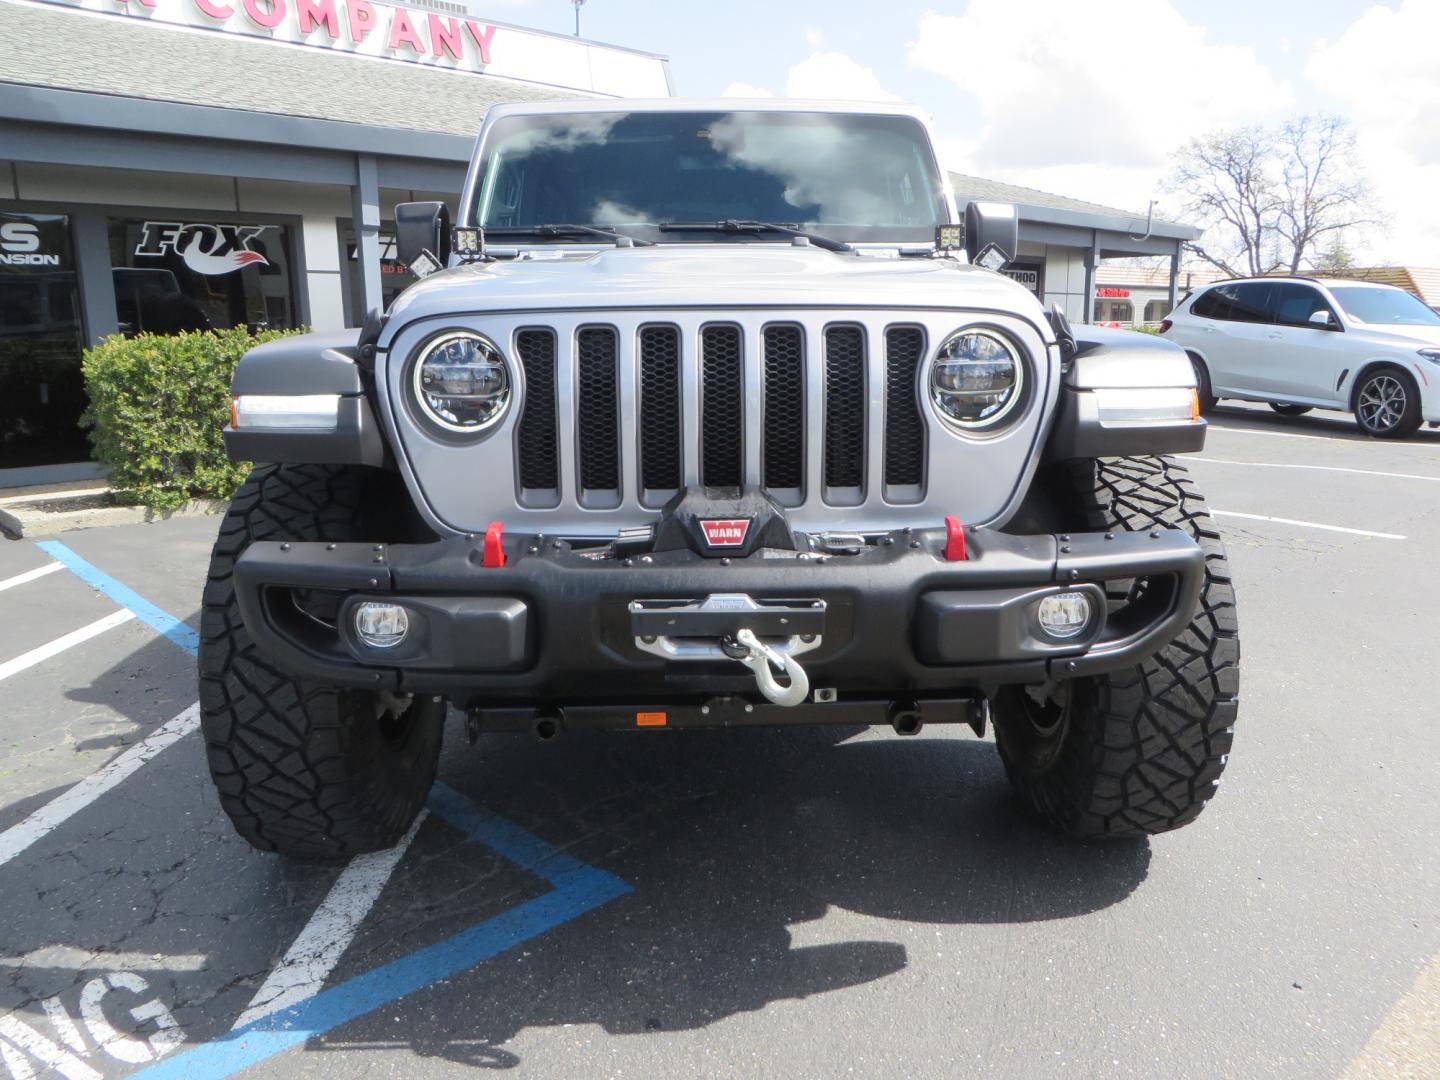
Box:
[2, 401, 1438, 1079]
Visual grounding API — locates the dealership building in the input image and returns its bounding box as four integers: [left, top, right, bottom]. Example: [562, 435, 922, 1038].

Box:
[0, 0, 1195, 485]
[0, 0, 670, 481]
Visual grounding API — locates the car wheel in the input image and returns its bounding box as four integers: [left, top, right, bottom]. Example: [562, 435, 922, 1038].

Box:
[198, 463, 445, 859]
[1188, 355, 1217, 414]
[1269, 403, 1312, 417]
[992, 456, 1239, 837]
[1354, 367, 1422, 438]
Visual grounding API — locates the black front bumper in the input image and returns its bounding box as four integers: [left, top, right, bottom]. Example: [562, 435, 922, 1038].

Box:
[233, 524, 1204, 705]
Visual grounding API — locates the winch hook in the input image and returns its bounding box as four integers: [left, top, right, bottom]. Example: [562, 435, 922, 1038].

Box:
[734, 628, 810, 707]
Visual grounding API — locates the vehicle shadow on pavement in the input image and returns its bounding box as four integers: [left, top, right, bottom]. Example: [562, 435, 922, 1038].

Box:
[1209, 403, 1440, 444]
[310, 724, 1153, 1068]
[1, 631, 197, 832]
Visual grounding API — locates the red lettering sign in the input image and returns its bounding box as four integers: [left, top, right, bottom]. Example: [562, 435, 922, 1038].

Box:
[464, 20, 495, 65]
[192, 0, 234, 18]
[296, 0, 338, 38]
[429, 13, 463, 59]
[347, 0, 376, 43]
[387, 8, 424, 52]
[1097, 287, 1131, 298]
[242, 0, 285, 30]
[700, 519, 751, 547]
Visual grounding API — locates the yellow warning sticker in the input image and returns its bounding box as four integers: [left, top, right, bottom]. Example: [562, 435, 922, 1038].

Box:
[635, 711, 667, 727]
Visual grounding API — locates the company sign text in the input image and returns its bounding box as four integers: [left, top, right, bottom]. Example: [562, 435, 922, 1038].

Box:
[35, 0, 671, 95]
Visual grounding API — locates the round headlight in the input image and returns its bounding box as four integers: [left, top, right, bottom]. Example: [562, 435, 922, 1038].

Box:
[413, 332, 510, 433]
[930, 330, 1024, 429]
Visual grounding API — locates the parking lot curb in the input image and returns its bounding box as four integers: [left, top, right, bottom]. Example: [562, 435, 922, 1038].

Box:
[0, 496, 226, 540]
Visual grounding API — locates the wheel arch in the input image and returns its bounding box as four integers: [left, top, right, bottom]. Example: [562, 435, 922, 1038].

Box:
[1346, 358, 1420, 412]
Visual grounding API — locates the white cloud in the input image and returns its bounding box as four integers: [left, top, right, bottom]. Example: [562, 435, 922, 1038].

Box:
[1306, 0, 1440, 262]
[784, 51, 900, 102]
[908, 1, 1289, 213]
[722, 81, 775, 99]
[719, 51, 899, 105]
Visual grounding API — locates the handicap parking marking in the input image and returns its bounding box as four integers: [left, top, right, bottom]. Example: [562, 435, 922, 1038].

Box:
[33, 541, 200, 658]
[231, 812, 431, 1029]
[130, 782, 633, 1080]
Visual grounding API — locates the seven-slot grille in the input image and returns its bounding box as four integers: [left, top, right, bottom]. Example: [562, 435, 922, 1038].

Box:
[511, 321, 928, 508]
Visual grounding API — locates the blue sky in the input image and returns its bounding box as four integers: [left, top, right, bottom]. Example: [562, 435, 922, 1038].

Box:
[494, 0, 1439, 264]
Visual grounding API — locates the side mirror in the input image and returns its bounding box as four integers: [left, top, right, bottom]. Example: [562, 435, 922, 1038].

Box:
[964, 201, 1019, 270]
[1308, 309, 1339, 330]
[394, 201, 452, 276]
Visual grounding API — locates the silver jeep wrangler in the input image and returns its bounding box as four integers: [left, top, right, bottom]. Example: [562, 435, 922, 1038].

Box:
[202, 101, 1238, 858]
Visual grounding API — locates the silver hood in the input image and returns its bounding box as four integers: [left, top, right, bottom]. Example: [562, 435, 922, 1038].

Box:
[380, 245, 1046, 340]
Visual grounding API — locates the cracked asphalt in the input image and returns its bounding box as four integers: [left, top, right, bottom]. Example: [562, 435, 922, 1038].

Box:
[2, 401, 1439, 1079]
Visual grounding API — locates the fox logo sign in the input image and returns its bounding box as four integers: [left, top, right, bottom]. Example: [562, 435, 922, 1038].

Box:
[699, 519, 751, 547]
[136, 222, 271, 276]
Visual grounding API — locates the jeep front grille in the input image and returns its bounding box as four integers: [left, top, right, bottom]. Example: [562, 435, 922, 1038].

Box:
[823, 325, 867, 497]
[638, 325, 682, 493]
[510, 317, 929, 512]
[700, 325, 744, 488]
[515, 328, 559, 496]
[761, 325, 805, 496]
[883, 327, 927, 490]
[575, 326, 621, 504]
[389, 308, 1054, 537]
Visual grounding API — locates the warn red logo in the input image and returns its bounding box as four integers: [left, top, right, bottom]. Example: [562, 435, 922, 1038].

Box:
[699, 519, 751, 547]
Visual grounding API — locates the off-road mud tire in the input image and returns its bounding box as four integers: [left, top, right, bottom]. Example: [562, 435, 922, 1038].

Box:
[198, 464, 444, 859]
[993, 456, 1239, 837]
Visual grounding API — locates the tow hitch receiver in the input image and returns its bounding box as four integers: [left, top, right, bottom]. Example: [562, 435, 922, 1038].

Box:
[630, 594, 823, 706]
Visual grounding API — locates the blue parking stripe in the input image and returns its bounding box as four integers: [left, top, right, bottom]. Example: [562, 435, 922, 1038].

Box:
[132, 784, 632, 1080]
[33, 540, 200, 657]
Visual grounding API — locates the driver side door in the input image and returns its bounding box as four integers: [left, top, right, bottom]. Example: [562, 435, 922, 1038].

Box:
[1259, 283, 1347, 404]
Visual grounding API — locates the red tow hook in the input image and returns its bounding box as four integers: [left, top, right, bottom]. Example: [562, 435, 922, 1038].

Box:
[482, 520, 506, 568]
[944, 515, 968, 561]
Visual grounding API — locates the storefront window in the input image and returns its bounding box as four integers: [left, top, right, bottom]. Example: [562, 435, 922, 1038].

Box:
[1094, 299, 1134, 324]
[345, 227, 414, 321]
[107, 217, 297, 335]
[0, 211, 88, 468]
[1143, 299, 1171, 322]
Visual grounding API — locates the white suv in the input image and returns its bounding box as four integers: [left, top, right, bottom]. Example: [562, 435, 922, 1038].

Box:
[1163, 276, 1440, 438]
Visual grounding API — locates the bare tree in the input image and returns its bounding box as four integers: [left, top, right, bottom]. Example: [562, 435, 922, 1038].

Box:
[1166, 115, 1377, 277]
[1168, 125, 1279, 277]
[1274, 116, 1378, 273]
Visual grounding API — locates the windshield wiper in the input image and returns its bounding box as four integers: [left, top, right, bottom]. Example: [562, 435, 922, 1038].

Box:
[657, 220, 852, 253]
[484, 224, 653, 247]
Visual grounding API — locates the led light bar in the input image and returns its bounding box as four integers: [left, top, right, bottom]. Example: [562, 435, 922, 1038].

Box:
[231, 394, 341, 431]
[1092, 387, 1200, 425]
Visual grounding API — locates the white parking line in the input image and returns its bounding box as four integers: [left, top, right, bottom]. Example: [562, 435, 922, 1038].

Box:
[0, 947, 209, 973]
[0, 704, 200, 869]
[1212, 510, 1407, 540]
[1193, 458, 1440, 483]
[0, 609, 136, 684]
[1208, 422, 1440, 447]
[0, 562, 64, 592]
[232, 811, 428, 1030]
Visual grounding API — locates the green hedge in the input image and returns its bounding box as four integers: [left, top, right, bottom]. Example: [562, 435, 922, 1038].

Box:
[82, 327, 304, 511]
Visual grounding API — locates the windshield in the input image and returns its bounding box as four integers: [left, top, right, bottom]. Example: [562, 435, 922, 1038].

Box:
[1329, 286, 1440, 326]
[473, 110, 947, 244]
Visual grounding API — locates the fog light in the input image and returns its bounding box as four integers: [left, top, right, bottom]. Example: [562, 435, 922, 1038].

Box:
[354, 602, 409, 649]
[1037, 592, 1092, 639]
